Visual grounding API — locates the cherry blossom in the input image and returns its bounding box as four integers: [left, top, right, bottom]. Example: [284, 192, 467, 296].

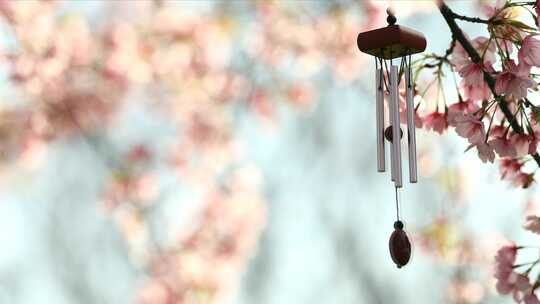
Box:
[481, 0, 507, 19]
[500, 158, 523, 180]
[524, 294, 540, 304]
[451, 36, 496, 70]
[510, 133, 534, 157]
[489, 125, 506, 139]
[489, 136, 517, 158]
[461, 80, 492, 101]
[513, 173, 535, 189]
[485, 1, 526, 43]
[466, 141, 495, 163]
[447, 99, 480, 125]
[519, 35, 540, 67]
[495, 60, 535, 100]
[458, 62, 494, 102]
[453, 113, 485, 144]
[494, 245, 530, 296]
[459, 63, 486, 86]
[414, 2, 540, 303]
[423, 111, 448, 134]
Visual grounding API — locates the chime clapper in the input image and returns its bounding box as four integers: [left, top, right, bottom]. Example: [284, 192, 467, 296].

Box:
[357, 8, 426, 268]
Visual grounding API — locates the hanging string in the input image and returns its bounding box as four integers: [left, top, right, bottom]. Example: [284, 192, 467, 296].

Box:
[398, 55, 405, 86]
[382, 51, 393, 93]
[375, 56, 383, 91]
[380, 57, 388, 92]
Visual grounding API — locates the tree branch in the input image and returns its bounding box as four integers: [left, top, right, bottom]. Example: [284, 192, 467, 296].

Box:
[438, 1, 540, 166]
[449, 12, 490, 24]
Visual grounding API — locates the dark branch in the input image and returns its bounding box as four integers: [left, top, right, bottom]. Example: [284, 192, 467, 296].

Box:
[438, 1, 540, 166]
[444, 37, 457, 58]
[450, 11, 490, 24]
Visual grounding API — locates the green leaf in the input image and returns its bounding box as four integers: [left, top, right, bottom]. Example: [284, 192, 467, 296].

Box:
[506, 19, 537, 31]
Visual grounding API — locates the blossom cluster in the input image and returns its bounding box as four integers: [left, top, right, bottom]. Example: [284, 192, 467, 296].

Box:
[494, 245, 540, 304]
[0, 1, 384, 303]
[414, 1, 540, 302]
[414, 1, 540, 189]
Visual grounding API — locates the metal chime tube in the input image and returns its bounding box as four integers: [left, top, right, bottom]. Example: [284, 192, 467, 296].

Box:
[387, 69, 396, 182]
[405, 64, 418, 183]
[376, 68, 385, 172]
[390, 65, 402, 187]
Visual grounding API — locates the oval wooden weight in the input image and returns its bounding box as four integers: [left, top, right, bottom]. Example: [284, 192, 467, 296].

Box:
[389, 227, 411, 268]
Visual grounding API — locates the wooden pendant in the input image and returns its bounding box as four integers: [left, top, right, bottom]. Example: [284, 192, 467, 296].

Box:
[389, 221, 411, 268]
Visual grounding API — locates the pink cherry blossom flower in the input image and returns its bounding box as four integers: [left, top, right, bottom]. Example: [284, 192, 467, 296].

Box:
[457, 62, 494, 102]
[466, 141, 495, 163]
[524, 215, 540, 234]
[528, 123, 540, 154]
[454, 114, 485, 144]
[473, 37, 498, 64]
[423, 111, 447, 134]
[459, 63, 485, 86]
[530, 137, 539, 155]
[495, 245, 517, 284]
[481, 0, 506, 19]
[449, 99, 479, 113]
[511, 276, 533, 301]
[494, 245, 529, 295]
[489, 136, 517, 158]
[510, 132, 534, 157]
[461, 81, 492, 101]
[495, 72, 514, 94]
[513, 173, 535, 188]
[495, 60, 535, 100]
[451, 44, 470, 71]
[519, 35, 540, 67]
[452, 36, 496, 70]
[489, 125, 506, 139]
[500, 158, 523, 180]
[447, 99, 480, 126]
[524, 294, 540, 304]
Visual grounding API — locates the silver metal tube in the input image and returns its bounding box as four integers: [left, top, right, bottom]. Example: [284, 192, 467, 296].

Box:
[376, 68, 385, 172]
[390, 65, 402, 188]
[405, 67, 418, 183]
[387, 71, 395, 182]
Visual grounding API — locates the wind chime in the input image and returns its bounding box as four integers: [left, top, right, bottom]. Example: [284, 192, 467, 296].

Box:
[357, 8, 426, 268]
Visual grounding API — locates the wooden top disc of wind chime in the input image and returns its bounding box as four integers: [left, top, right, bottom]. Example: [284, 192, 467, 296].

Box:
[357, 9, 426, 59]
[356, 8, 426, 269]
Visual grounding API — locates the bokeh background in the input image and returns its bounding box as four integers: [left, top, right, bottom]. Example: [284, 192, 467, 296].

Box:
[0, 1, 536, 303]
